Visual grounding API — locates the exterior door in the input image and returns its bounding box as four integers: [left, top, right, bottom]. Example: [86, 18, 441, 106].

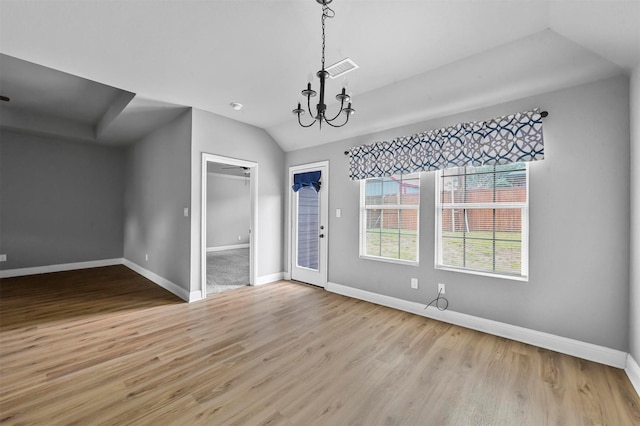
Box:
[290, 162, 328, 288]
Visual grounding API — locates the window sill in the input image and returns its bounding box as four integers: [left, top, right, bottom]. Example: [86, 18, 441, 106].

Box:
[360, 255, 419, 267]
[435, 265, 528, 282]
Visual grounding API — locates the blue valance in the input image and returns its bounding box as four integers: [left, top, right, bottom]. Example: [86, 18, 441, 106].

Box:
[347, 109, 545, 180]
[292, 171, 321, 192]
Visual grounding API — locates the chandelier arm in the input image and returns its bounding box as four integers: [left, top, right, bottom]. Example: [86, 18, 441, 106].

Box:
[297, 113, 318, 128]
[307, 96, 315, 117]
[325, 99, 346, 122]
[323, 113, 350, 128]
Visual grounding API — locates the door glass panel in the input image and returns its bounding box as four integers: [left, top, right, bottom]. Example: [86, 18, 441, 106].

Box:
[296, 186, 319, 270]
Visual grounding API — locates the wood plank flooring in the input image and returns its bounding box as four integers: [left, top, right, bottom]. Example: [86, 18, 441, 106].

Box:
[1, 265, 638, 425]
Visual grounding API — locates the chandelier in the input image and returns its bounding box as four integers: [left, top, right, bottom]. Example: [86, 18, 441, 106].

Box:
[292, 0, 354, 128]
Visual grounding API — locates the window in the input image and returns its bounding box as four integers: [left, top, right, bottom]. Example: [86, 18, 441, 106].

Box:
[435, 163, 528, 280]
[360, 174, 420, 264]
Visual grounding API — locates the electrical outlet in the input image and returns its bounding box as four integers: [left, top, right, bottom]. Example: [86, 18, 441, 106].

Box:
[411, 278, 418, 289]
[238, 235, 242, 241]
[0, 254, 6, 262]
[145, 254, 149, 262]
[438, 283, 446, 294]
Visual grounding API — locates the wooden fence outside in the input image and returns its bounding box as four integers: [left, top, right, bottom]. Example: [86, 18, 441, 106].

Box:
[366, 188, 525, 232]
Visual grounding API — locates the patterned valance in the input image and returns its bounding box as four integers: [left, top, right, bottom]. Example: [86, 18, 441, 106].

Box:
[347, 109, 545, 180]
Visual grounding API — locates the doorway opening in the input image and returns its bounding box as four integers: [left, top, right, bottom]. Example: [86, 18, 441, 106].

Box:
[201, 154, 258, 299]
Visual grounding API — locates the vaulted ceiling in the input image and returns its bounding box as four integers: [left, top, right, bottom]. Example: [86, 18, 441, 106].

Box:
[0, 0, 638, 151]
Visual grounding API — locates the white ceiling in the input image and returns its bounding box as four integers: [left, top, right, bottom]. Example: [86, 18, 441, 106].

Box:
[0, 0, 638, 151]
[0, 53, 190, 145]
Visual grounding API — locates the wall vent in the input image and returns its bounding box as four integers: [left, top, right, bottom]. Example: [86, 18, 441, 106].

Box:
[326, 58, 359, 79]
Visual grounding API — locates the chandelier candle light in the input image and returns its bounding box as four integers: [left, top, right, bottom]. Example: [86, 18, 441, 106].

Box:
[293, 0, 355, 128]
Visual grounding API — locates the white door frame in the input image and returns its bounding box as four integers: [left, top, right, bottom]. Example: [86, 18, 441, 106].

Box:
[288, 161, 329, 288]
[201, 153, 258, 299]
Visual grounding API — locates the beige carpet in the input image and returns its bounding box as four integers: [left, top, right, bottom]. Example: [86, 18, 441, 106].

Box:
[206, 248, 249, 295]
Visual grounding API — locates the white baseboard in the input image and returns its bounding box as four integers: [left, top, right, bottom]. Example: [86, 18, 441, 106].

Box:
[626, 355, 640, 397]
[326, 282, 628, 369]
[121, 259, 190, 302]
[206, 244, 250, 253]
[255, 272, 285, 286]
[187, 291, 203, 303]
[0, 258, 123, 279]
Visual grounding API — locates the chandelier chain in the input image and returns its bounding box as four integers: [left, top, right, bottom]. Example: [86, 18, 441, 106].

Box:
[321, 4, 334, 71]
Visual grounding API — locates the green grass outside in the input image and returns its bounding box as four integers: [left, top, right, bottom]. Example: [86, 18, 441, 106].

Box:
[365, 229, 521, 273]
[365, 228, 417, 261]
[441, 231, 522, 273]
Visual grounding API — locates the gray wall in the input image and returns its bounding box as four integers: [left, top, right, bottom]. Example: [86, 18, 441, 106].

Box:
[123, 110, 192, 290]
[206, 172, 251, 247]
[631, 65, 640, 362]
[0, 129, 124, 269]
[190, 109, 285, 291]
[286, 75, 630, 351]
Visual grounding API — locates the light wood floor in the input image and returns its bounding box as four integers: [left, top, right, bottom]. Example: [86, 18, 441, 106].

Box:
[1, 266, 638, 425]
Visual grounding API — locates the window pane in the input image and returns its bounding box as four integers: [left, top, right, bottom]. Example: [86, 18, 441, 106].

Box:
[436, 163, 528, 278]
[441, 208, 464, 232]
[399, 209, 418, 233]
[496, 186, 526, 203]
[380, 209, 399, 231]
[495, 210, 522, 237]
[464, 237, 493, 271]
[366, 208, 382, 230]
[399, 175, 420, 205]
[440, 175, 460, 203]
[365, 178, 384, 206]
[495, 239, 522, 274]
[441, 234, 464, 267]
[438, 207, 523, 275]
[380, 231, 400, 259]
[366, 231, 382, 257]
[399, 234, 418, 262]
[361, 174, 420, 263]
[296, 187, 319, 270]
[382, 178, 399, 205]
[376, 210, 418, 261]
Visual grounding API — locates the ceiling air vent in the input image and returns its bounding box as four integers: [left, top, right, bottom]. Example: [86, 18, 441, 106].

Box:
[326, 58, 359, 79]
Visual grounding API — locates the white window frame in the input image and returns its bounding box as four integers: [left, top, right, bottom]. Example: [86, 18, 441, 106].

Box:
[435, 164, 529, 281]
[359, 174, 420, 266]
